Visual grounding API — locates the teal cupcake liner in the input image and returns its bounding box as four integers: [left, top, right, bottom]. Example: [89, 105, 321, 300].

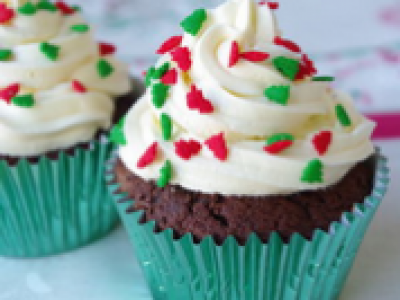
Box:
[107, 152, 389, 300]
[0, 137, 119, 257]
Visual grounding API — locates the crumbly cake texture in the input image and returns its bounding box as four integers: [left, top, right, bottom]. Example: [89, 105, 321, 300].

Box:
[114, 156, 374, 244]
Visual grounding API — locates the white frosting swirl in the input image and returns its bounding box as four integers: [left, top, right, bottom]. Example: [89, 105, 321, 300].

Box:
[120, 0, 375, 196]
[0, 1, 131, 156]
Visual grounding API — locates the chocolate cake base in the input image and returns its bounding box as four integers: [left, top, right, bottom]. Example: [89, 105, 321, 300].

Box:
[0, 79, 144, 166]
[114, 157, 375, 244]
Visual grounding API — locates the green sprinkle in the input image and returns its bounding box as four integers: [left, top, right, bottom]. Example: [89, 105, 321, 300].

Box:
[264, 85, 290, 105]
[312, 76, 335, 82]
[0, 49, 12, 61]
[70, 24, 90, 33]
[157, 160, 173, 188]
[40, 42, 60, 61]
[97, 59, 114, 78]
[273, 56, 300, 81]
[109, 125, 126, 146]
[301, 159, 323, 184]
[335, 104, 352, 127]
[18, 2, 37, 15]
[109, 126, 126, 145]
[160, 113, 172, 141]
[153, 62, 170, 79]
[180, 8, 207, 36]
[266, 133, 294, 146]
[37, 1, 58, 12]
[109, 117, 126, 145]
[12, 94, 35, 108]
[152, 83, 170, 109]
[145, 66, 156, 87]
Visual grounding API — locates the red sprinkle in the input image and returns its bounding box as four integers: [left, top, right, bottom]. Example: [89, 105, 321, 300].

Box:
[137, 142, 158, 169]
[205, 132, 228, 161]
[174, 139, 202, 160]
[274, 37, 301, 53]
[55, 1, 76, 15]
[0, 4, 15, 24]
[303, 54, 317, 72]
[187, 85, 214, 114]
[240, 51, 270, 62]
[263, 140, 293, 154]
[161, 68, 178, 85]
[312, 131, 332, 155]
[228, 41, 240, 68]
[268, 2, 280, 9]
[259, 2, 279, 9]
[296, 64, 309, 81]
[99, 43, 116, 56]
[72, 80, 87, 93]
[157, 36, 183, 55]
[0, 83, 20, 104]
[171, 46, 192, 72]
[296, 54, 317, 80]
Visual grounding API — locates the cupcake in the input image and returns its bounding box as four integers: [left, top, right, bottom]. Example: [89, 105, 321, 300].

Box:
[107, 0, 389, 299]
[0, 0, 137, 257]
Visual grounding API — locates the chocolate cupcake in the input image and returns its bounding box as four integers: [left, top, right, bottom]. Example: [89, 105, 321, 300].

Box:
[114, 157, 374, 245]
[107, 0, 389, 299]
[0, 0, 137, 257]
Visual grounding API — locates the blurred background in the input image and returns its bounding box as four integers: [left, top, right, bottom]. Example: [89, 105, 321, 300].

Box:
[62, 0, 400, 140]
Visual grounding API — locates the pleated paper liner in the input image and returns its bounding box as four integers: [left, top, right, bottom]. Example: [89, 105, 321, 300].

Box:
[0, 136, 119, 258]
[106, 152, 389, 300]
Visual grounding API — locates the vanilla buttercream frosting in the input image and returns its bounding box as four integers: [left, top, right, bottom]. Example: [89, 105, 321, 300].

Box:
[119, 0, 375, 196]
[0, 0, 131, 156]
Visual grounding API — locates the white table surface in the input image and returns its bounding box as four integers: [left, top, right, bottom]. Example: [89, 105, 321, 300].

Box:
[0, 139, 398, 300]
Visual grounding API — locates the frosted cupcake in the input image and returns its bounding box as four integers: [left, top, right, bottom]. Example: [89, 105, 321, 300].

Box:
[0, 0, 135, 257]
[107, 0, 389, 299]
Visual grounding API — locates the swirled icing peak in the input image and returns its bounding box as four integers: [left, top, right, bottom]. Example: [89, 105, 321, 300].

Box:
[118, 0, 375, 196]
[0, 0, 131, 156]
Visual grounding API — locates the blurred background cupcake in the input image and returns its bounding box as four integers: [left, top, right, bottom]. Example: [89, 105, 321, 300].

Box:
[0, 0, 137, 257]
[107, 0, 389, 299]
